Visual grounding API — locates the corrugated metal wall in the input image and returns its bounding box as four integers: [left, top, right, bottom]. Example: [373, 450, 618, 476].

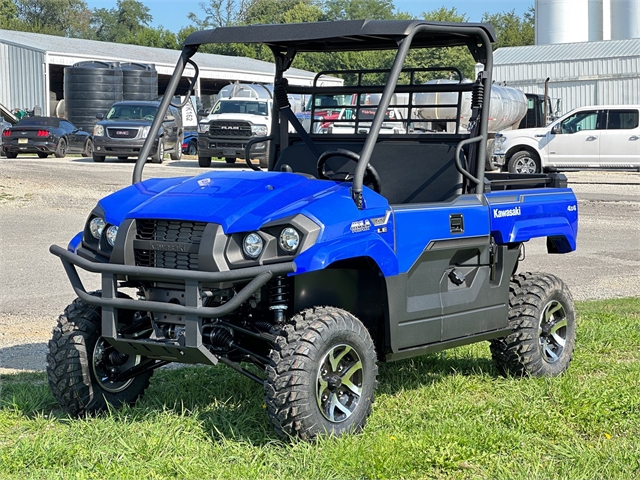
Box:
[493, 55, 640, 114]
[0, 42, 46, 113]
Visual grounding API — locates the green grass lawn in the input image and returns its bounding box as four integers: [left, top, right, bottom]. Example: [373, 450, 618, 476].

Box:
[1, 298, 639, 480]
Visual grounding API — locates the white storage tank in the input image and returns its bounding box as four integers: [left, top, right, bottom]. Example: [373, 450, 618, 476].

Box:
[610, 0, 640, 40]
[536, 0, 604, 44]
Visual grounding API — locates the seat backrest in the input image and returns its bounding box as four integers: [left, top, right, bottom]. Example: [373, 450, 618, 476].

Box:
[274, 138, 464, 204]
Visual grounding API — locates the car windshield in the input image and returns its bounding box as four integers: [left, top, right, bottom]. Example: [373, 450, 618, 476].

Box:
[107, 105, 158, 120]
[212, 100, 268, 116]
[16, 117, 61, 127]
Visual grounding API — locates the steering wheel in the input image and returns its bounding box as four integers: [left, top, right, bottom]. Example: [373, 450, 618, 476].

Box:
[316, 148, 382, 194]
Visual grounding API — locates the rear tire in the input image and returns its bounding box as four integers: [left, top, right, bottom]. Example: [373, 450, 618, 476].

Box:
[225, 156, 237, 164]
[37, 152, 49, 158]
[490, 272, 576, 377]
[265, 307, 378, 440]
[54, 138, 67, 158]
[187, 140, 197, 156]
[198, 156, 212, 168]
[170, 144, 182, 161]
[83, 139, 93, 158]
[508, 150, 541, 174]
[47, 295, 153, 416]
[5, 151, 18, 159]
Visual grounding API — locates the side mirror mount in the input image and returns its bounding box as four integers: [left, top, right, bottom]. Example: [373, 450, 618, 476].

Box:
[164, 116, 175, 122]
[95, 113, 104, 120]
[551, 124, 562, 135]
[197, 109, 208, 118]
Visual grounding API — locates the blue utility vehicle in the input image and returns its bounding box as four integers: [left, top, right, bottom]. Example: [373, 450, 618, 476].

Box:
[48, 20, 578, 440]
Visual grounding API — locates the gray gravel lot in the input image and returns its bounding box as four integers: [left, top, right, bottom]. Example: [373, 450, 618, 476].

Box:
[1, 155, 639, 373]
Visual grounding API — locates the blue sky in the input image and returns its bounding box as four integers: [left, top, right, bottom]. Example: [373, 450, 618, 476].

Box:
[85, 0, 533, 32]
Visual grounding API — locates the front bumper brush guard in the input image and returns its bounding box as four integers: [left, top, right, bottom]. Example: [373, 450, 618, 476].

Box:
[50, 244, 296, 365]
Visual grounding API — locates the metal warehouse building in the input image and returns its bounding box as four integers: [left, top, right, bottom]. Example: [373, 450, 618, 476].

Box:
[0, 29, 340, 117]
[493, 37, 640, 115]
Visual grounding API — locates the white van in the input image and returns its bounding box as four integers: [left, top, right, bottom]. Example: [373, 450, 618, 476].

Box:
[494, 105, 640, 173]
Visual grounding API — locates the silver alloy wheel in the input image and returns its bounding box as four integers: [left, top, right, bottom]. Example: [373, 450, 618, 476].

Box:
[514, 155, 537, 174]
[538, 300, 568, 363]
[316, 344, 363, 423]
[92, 337, 141, 393]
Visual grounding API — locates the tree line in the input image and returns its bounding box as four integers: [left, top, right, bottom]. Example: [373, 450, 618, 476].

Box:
[0, 0, 534, 78]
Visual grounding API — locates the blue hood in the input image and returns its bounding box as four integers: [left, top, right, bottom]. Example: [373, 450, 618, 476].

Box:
[98, 171, 352, 233]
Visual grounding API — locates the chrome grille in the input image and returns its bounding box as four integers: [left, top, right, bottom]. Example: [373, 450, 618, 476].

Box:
[134, 220, 206, 270]
[107, 128, 139, 139]
[209, 121, 252, 137]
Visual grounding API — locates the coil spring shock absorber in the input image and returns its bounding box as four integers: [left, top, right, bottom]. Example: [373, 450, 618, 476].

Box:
[268, 276, 290, 323]
[471, 79, 484, 110]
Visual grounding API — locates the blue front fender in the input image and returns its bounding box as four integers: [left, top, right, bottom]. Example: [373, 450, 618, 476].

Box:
[293, 233, 398, 277]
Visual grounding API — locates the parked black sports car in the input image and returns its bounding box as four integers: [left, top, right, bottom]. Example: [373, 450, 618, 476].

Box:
[2, 117, 93, 159]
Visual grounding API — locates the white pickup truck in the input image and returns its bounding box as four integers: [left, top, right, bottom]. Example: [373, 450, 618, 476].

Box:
[494, 105, 640, 173]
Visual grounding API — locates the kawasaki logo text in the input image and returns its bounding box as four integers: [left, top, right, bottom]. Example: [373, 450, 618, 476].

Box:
[493, 207, 521, 218]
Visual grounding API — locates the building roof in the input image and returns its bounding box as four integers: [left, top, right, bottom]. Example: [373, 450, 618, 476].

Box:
[494, 37, 640, 65]
[0, 28, 339, 84]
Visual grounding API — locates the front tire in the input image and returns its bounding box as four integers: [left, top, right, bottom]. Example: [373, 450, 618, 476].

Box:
[54, 138, 67, 158]
[151, 140, 164, 164]
[265, 307, 378, 440]
[92, 153, 105, 162]
[508, 150, 540, 174]
[224, 156, 237, 164]
[198, 156, 212, 168]
[47, 296, 153, 416]
[490, 272, 576, 377]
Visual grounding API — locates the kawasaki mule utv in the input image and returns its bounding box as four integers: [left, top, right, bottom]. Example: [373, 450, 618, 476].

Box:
[48, 20, 578, 439]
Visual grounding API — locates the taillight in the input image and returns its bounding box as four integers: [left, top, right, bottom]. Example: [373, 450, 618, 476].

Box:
[37, 130, 49, 137]
[2, 130, 10, 137]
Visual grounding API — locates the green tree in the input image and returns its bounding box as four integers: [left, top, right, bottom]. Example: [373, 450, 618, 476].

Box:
[482, 7, 534, 50]
[92, 0, 155, 43]
[2, 0, 93, 37]
[323, 0, 396, 20]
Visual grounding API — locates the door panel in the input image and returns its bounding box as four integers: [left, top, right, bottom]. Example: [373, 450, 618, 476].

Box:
[547, 109, 601, 165]
[600, 109, 640, 165]
[389, 195, 499, 351]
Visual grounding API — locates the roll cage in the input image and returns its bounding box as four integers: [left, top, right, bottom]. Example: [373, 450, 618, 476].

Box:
[133, 20, 496, 207]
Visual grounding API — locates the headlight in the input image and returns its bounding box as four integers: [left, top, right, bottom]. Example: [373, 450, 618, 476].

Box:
[494, 133, 505, 147]
[93, 125, 104, 136]
[279, 227, 300, 253]
[243, 232, 264, 259]
[89, 217, 106, 239]
[140, 126, 151, 139]
[198, 123, 210, 134]
[251, 125, 268, 136]
[105, 225, 118, 247]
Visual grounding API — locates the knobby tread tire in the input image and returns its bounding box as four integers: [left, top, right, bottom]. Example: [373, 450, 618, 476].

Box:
[47, 295, 152, 416]
[490, 272, 576, 377]
[265, 307, 378, 440]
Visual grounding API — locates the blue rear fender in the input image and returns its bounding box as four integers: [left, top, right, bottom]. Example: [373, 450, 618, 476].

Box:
[486, 188, 578, 253]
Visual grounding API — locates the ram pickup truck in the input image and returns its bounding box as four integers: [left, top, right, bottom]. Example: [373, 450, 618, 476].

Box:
[47, 20, 578, 441]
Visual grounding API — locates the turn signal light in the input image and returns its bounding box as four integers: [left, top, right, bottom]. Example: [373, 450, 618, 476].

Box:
[37, 130, 49, 137]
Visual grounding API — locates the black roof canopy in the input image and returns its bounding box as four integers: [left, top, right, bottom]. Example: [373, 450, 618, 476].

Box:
[183, 20, 496, 52]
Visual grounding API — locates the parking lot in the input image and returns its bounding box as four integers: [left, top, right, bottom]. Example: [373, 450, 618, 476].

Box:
[1, 155, 639, 373]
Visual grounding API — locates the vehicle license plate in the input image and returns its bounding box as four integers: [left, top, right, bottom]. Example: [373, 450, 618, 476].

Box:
[18, 138, 28, 144]
[223, 148, 235, 156]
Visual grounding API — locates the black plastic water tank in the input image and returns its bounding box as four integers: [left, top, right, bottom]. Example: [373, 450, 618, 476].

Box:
[64, 61, 123, 133]
[121, 63, 158, 101]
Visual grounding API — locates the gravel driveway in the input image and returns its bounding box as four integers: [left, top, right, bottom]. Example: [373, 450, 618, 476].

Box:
[1, 156, 639, 373]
